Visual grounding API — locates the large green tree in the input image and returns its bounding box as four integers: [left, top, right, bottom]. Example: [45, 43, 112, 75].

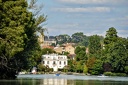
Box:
[74, 46, 87, 73]
[0, 0, 46, 79]
[90, 59, 103, 75]
[106, 38, 128, 73]
[104, 27, 118, 48]
[75, 46, 87, 62]
[55, 34, 71, 45]
[71, 32, 89, 46]
[0, 0, 32, 79]
[89, 35, 102, 58]
[103, 27, 128, 73]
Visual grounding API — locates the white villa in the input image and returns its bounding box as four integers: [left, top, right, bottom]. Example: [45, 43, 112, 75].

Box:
[42, 54, 68, 71]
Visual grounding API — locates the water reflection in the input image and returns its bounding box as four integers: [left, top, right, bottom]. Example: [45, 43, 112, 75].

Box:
[41, 79, 67, 85]
[0, 79, 128, 85]
[1, 74, 128, 85]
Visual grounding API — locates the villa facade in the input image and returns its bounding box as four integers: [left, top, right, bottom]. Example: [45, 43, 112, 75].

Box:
[42, 54, 68, 71]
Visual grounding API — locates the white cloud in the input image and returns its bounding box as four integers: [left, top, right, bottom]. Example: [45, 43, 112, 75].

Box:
[51, 23, 79, 28]
[58, 0, 125, 4]
[117, 30, 128, 38]
[53, 7, 111, 12]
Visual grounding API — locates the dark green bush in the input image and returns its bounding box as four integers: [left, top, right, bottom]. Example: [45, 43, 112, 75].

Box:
[116, 73, 126, 76]
[125, 66, 128, 74]
[104, 72, 126, 76]
[104, 72, 115, 76]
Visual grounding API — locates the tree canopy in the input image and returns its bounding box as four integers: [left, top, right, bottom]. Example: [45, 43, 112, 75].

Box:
[0, 0, 46, 79]
[102, 27, 128, 74]
[89, 35, 102, 57]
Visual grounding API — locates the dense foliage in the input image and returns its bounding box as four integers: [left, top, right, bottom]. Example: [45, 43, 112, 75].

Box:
[48, 32, 103, 47]
[46, 32, 90, 46]
[102, 27, 128, 73]
[64, 27, 128, 75]
[0, 0, 46, 79]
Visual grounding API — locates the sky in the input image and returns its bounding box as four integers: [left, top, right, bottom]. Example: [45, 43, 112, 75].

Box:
[37, 0, 128, 38]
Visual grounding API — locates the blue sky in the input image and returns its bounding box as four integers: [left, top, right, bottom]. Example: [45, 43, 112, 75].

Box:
[37, 0, 128, 38]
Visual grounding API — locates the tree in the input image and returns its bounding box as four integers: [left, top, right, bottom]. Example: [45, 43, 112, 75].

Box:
[90, 60, 103, 75]
[76, 61, 83, 73]
[125, 66, 128, 74]
[0, 0, 33, 79]
[72, 32, 84, 43]
[0, 0, 46, 79]
[55, 34, 71, 45]
[42, 48, 55, 55]
[71, 32, 89, 46]
[75, 46, 87, 62]
[89, 35, 102, 58]
[16, 0, 46, 71]
[83, 65, 88, 74]
[101, 27, 118, 72]
[86, 57, 96, 73]
[37, 63, 46, 72]
[103, 27, 128, 73]
[75, 46, 81, 54]
[68, 60, 75, 72]
[106, 38, 128, 73]
[104, 27, 118, 47]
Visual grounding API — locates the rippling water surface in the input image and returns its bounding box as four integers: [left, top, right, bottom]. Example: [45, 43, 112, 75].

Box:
[0, 74, 128, 85]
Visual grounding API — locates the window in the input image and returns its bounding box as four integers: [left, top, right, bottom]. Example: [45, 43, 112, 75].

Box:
[47, 61, 49, 64]
[43, 61, 45, 64]
[64, 61, 66, 65]
[59, 61, 61, 65]
[53, 61, 56, 64]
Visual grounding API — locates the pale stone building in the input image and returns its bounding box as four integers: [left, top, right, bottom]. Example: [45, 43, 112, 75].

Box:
[54, 43, 75, 55]
[65, 45, 75, 54]
[42, 54, 68, 71]
[54, 47, 65, 54]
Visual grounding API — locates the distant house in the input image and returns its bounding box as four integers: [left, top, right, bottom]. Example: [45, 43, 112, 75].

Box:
[42, 45, 54, 49]
[42, 36, 56, 46]
[42, 54, 68, 71]
[42, 40, 56, 47]
[54, 43, 75, 55]
[65, 45, 75, 54]
[54, 47, 65, 54]
[38, 36, 56, 49]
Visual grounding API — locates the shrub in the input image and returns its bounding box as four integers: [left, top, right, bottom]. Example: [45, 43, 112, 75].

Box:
[104, 72, 126, 76]
[83, 65, 88, 74]
[116, 73, 126, 76]
[125, 66, 128, 74]
[104, 72, 115, 76]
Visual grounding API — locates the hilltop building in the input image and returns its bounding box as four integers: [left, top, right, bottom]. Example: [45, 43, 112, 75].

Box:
[42, 36, 56, 48]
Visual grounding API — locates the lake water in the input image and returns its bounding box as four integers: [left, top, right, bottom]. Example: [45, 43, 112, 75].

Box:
[0, 74, 128, 85]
